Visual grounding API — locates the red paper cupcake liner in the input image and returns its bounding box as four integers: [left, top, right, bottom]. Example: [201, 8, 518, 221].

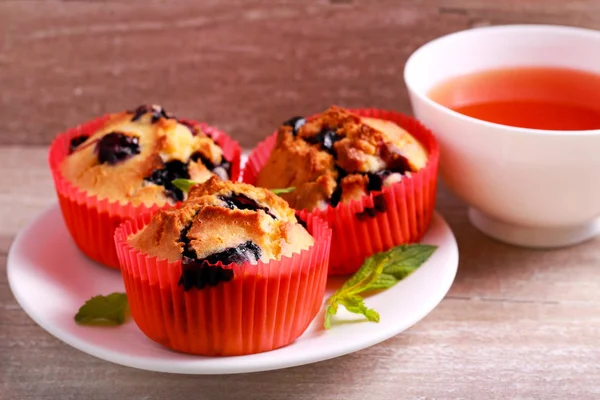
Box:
[243, 109, 439, 275]
[48, 115, 242, 269]
[114, 212, 331, 356]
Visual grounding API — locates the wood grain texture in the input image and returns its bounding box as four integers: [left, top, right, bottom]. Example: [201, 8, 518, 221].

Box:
[1, 0, 600, 147]
[2, 145, 600, 400]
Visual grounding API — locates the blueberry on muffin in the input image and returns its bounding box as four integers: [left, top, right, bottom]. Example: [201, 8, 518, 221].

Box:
[128, 177, 314, 290]
[255, 106, 428, 211]
[61, 105, 233, 205]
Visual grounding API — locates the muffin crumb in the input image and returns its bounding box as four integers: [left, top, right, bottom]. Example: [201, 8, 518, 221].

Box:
[256, 106, 428, 211]
[60, 105, 233, 206]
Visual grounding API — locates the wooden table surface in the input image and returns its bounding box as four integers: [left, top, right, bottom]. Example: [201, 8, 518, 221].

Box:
[1, 146, 600, 399]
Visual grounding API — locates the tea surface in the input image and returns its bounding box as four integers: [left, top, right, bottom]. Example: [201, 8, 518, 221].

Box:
[428, 67, 600, 130]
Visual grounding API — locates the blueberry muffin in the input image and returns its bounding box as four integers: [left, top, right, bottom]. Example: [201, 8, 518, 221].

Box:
[49, 104, 241, 269]
[129, 177, 314, 289]
[61, 104, 233, 206]
[246, 106, 439, 275]
[116, 177, 331, 356]
[255, 106, 428, 211]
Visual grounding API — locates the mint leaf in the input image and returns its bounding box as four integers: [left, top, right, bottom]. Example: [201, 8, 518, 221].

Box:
[324, 294, 380, 328]
[172, 178, 197, 194]
[339, 251, 388, 294]
[382, 244, 437, 279]
[367, 273, 398, 290]
[172, 179, 295, 197]
[324, 302, 338, 330]
[75, 292, 130, 326]
[270, 187, 295, 195]
[340, 295, 380, 323]
[323, 243, 437, 329]
[365, 308, 380, 322]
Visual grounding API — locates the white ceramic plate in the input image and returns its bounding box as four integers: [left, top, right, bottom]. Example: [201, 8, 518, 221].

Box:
[7, 204, 458, 374]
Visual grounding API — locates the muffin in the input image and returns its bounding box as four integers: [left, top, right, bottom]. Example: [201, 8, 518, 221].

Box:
[244, 106, 439, 275]
[254, 106, 429, 210]
[62, 104, 234, 205]
[49, 105, 242, 268]
[115, 177, 332, 356]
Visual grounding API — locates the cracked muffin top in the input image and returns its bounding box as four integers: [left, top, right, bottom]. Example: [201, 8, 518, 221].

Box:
[60, 104, 233, 206]
[254, 106, 428, 211]
[128, 177, 314, 287]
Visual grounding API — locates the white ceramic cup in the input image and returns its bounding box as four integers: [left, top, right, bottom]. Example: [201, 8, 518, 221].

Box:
[404, 25, 600, 248]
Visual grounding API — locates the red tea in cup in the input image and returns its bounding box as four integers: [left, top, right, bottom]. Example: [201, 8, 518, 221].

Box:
[428, 66, 600, 131]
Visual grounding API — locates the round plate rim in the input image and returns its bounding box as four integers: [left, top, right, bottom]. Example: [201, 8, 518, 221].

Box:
[7, 204, 458, 375]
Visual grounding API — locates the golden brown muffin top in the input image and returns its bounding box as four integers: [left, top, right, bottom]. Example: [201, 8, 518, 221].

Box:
[255, 106, 428, 211]
[128, 177, 314, 289]
[60, 105, 232, 206]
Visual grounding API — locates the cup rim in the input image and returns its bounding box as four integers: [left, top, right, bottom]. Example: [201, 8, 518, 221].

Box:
[403, 24, 600, 137]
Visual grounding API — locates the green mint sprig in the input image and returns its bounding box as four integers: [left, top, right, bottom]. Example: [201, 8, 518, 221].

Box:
[74, 292, 130, 326]
[324, 244, 437, 329]
[270, 187, 295, 195]
[172, 178, 196, 194]
[172, 178, 294, 196]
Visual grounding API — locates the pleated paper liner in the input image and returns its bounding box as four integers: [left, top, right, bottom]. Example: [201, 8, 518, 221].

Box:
[114, 212, 332, 357]
[48, 115, 242, 269]
[243, 108, 440, 275]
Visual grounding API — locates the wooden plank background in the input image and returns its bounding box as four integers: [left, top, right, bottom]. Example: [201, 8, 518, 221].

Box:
[2, 0, 600, 148]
